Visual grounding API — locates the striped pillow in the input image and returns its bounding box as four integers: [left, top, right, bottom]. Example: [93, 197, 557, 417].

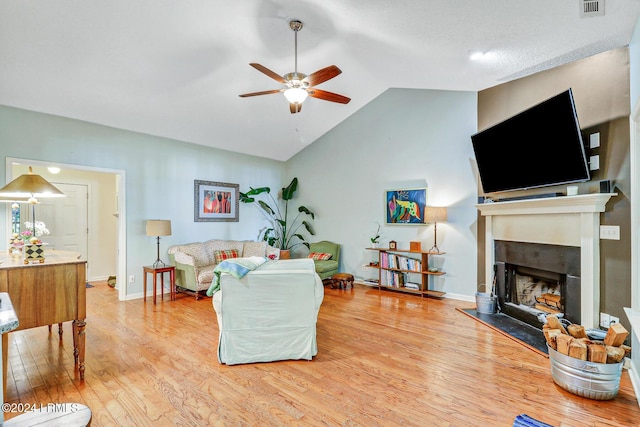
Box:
[214, 249, 239, 264]
[308, 252, 332, 261]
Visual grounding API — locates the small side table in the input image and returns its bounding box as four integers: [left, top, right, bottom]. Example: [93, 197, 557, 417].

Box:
[143, 265, 176, 304]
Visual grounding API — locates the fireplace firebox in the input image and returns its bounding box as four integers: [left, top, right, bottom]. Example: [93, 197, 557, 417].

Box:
[495, 241, 581, 329]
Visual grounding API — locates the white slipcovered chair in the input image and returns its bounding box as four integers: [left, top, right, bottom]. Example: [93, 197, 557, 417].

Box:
[210, 258, 324, 365]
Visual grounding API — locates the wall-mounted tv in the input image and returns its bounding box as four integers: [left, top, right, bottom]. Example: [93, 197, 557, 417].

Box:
[471, 88, 590, 194]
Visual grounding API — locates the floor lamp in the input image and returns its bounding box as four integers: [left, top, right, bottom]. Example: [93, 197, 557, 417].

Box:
[425, 207, 447, 253]
[146, 220, 172, 267]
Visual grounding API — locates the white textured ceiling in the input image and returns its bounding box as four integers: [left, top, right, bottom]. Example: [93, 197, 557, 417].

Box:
[1, 1, 639, 161]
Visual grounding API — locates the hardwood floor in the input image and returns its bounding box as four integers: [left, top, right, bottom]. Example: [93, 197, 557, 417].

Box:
[3, 282, 639, 426]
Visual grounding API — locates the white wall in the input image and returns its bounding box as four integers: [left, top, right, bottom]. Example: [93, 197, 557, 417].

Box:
[0, 105, 286, 298]
[287, 88, 478, 300]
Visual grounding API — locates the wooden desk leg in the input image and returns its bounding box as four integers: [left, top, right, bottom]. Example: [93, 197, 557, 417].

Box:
[153, 272, 157, 305]
[143, 271, 148, 303]
[160, 272, 164, 301]
[73, 319, 86, 381]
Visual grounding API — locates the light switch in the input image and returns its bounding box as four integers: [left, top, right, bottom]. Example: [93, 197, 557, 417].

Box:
[590, 132, 600, 149]
[590, 155, 599, 171]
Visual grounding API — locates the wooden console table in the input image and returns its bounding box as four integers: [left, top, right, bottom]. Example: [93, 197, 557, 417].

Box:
[0, 252, 87, 397]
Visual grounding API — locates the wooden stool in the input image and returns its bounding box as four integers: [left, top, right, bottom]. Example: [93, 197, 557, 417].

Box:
[331, 273, 354, 289]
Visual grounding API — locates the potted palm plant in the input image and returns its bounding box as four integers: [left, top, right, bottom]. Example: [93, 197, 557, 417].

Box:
[240, 177, 315, 258]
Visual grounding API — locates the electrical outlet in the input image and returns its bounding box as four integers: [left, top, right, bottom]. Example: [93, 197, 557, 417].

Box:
[589, 132, 600, 148]
[609, 315, 620, 326]
[600, 225, 620, 240]
[129, 275, 135, 283]
[590, 155, 599, 170]
[600, 312, 610, 328]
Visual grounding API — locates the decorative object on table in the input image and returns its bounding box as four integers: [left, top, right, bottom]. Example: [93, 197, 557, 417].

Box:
[389, 240, 397, 250]
[424, 206, 447, 253]
[240, 177, 315, 251]
[385, 187, 427, 224]
[146, 219, 172, 268]
[410, 241, 422, 251]
[194, 180, 239, 222]
[238, 19, 350, 114]
[20, 220, 49, 264]
[370, 222, 381, 247]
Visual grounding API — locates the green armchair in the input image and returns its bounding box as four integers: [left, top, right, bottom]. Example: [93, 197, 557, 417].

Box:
[308, 240, 340, 280]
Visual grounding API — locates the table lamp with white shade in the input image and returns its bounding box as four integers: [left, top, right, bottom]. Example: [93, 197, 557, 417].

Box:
[146, 220, 172, 267]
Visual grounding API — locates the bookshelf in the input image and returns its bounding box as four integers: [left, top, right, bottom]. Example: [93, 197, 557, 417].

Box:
[365, 247, 446, 298]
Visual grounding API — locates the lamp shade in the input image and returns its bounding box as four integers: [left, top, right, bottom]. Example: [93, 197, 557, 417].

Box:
[424, 207, 447, 223]
[146, 220, 172, 237]
[284, 87, 309, 104]
[0, 167, 65, 198]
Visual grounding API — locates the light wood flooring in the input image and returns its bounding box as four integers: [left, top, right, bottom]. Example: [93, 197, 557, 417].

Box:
[4, 282, 639, 426]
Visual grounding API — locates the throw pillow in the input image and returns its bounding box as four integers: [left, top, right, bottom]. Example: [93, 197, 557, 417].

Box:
[214, 249, 239, 264]
[308, 252, 332, 261]
[242, 241, 267, 257]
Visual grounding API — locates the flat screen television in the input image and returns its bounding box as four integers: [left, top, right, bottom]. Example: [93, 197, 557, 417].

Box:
[471, 88, 590, 194]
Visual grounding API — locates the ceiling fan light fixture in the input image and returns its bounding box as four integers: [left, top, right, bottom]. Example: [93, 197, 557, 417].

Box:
[284, 87, 308, 104]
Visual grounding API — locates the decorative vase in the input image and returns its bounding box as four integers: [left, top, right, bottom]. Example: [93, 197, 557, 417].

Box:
[371, 242, 378, 249]
[24, 243, 45, 264]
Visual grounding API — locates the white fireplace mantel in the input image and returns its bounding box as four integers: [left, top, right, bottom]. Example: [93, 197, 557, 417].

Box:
[477, 193, 616, 328]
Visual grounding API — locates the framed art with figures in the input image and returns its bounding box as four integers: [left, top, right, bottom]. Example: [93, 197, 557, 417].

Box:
[194, 180, 239, 222]
[385, 187, 427, 225]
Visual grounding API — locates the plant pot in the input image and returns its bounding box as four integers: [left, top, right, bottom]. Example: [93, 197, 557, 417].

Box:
[279, 249, 291, 259]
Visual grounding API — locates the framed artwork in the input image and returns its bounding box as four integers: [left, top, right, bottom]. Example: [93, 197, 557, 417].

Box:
[385, 187, 427, 225]
[194, 180, 239, 222]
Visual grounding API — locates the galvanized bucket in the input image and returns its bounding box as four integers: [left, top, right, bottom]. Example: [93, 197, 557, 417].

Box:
[475, 292, 497, 314]
[547, 345, 623, 400]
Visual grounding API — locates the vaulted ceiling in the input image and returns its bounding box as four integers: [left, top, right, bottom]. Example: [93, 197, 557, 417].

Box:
[1, 1, 639, 161]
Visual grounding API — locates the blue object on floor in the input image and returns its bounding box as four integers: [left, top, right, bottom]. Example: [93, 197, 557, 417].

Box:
[513, 414, 555, 427]
[86, 283, 94, 288]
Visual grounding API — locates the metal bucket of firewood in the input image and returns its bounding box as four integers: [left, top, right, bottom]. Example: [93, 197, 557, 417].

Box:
[547, 345, 623, 400]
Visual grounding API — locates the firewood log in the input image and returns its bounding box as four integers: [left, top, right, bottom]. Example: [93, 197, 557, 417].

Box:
[587, 343, 607, 364]
[556, 334, 573, 355]
[545, 315, 568, 335]
[543, 328, 563, 350]
[568, 339, 588, 360]
[567, 324, 587, 339]
[604, 323, 629, 347]
[606, 346, 626, 364]
[621, 344, 632, 357]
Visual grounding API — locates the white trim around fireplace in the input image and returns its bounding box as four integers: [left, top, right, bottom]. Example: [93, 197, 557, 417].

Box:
[477, 193, 616, 329]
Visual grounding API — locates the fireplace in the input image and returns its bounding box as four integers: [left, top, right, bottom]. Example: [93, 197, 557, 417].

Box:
[477, 193, 615, 328]
[494, 240, 581, 329]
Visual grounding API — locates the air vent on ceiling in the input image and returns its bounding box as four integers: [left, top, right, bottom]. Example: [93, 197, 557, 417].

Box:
[580, 0, 604, 17]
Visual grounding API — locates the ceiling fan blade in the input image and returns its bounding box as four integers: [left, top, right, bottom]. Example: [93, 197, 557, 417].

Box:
[289, 103, 302, 114]
[303, 65, 342, 86]
[249, 63, 286, 84]
[238, 89, 282, 98]
[308, 89, 351, 104]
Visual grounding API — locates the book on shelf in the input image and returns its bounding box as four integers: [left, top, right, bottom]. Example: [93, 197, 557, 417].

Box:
[380, 251, 421, 272]
[404, 282, 420, 290]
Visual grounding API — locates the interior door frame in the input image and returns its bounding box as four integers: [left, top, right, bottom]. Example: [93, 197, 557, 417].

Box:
[5, 157, 128, 301]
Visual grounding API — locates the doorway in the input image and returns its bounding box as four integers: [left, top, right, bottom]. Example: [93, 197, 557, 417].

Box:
[6, 158, 127, 301]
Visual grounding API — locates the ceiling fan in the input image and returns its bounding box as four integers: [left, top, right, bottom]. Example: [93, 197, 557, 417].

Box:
[239, 19, 351, 114]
